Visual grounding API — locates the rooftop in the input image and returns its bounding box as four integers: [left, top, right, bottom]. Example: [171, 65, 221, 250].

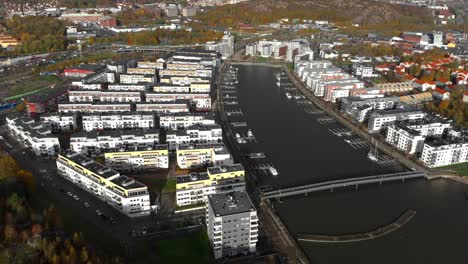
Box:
[208, 163, 244, 175]
[208, 191, 255, 217]
[176, 172, 209, 184]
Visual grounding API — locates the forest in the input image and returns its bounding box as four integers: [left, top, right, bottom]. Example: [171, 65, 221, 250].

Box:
[4, 16, 67, 54]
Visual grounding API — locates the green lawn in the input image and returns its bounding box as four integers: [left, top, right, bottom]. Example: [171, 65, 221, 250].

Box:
[439, 162, 468, 176]
[8, 75, 62, 97]
[131, 230, 212, 264]
[133, 174, 176, 194]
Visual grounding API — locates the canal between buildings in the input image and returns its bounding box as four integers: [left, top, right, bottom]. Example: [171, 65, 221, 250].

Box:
[234, 65, 468, 263]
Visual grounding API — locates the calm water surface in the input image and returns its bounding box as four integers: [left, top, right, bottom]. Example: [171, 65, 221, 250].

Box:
[235, 65, 468, 263]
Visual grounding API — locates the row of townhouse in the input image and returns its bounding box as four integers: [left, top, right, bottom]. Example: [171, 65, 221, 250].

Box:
[70, 129, 160, 157]
[159, 112, 216, 129]
[107, 84, 149, 91]
[40, 113, 77, 132]
[295, 60, 364, 102]
[58, 101, 191, 114]
[6, 113, 60, 157]
[153, 82, 211, 93]
[119, 74, 155, 84]
[69, 89, 142, 103]
[68, 89, 211, 109]
[57, 150, 152, 217]
[160, 75, 211, 86]
[104, 144, 169, 171]
[176, 142, 233, 169]
[82, 112, 155, 131]
[166, 124, 223, 150]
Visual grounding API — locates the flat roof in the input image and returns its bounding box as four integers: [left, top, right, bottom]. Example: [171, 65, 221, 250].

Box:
[208, 163, 244, 175]
[106, 143, 168, 153]
[61, 149, 119, 179]
[208, 191, 255, 217]
[176, 172, 209, 184]
[110, 175, 146, 189]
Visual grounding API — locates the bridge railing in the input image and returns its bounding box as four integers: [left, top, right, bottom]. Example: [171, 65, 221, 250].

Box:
[262, 171, 426, 199]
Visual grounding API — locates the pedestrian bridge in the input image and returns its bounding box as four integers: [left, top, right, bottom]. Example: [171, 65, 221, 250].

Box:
[261, 171, 426, 199]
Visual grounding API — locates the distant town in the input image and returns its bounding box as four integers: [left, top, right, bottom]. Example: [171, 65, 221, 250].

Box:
[0, 0, 467, 263]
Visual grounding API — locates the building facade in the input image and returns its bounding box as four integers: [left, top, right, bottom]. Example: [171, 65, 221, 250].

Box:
[57, 150, 151, 217]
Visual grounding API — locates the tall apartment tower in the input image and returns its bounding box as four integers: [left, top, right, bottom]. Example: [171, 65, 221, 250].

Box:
[206, 191, 258, 259]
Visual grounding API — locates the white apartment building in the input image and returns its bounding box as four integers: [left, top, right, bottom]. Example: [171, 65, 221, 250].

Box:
[160, 76, 211, 86]
[206, 191, 258, 259]
[405, 121, 452, 137]
[420, 139, 468, 168]
[367, 109, 426, 133]
[352, 63, 376, 78]
[120, 74, 154, 84]
[340, 97, 400, 122]
[166, 124, 222, 150]
[108, 84, 148, 91]
[6, 114, 60, 157]
[40, 113, 77, 132]
[69, 90, 101, 102]
[190, 82, 211, 93]
[153, 83, 191, 93]
[159, 69, 212, 78]
[59, 102, 132, 113]
[82, 112, 155, 131]
[99, 90, 142, 102]
[126, 68, 156, 75]
[176, 142, 232, 169]
[159, 113, 216, 129]
[166, 63, 206, 71]
[146, 92, 211, 109]
[135, 101, 189, 113]
[57, 150, 152, 217]
[104, 144, 169, 171]
[176, 164, 245, 207]
[385, 124, 426, 154]
[70, 129, 159, 157]
[137, 61, 164, 70]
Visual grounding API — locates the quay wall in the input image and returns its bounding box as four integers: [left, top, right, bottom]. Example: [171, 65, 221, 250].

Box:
[298, 209, 416, 243]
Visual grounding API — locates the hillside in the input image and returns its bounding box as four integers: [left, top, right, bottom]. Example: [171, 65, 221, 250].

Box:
[197, 0, 433, 28]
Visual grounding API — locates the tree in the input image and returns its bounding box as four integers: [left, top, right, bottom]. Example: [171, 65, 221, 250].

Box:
[4, 224, 17, 243]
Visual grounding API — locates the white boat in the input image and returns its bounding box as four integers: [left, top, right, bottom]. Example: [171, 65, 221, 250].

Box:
[368, 138, 379, 161]
[237, 138, 243, 144]
[269, 167, 279, 176]
[235, 133, 241, 139]
[367, 152, 378, 161]
[344, 139, 351, 143]
[247, 129, 253, 137]
[285, 93, 292, 99]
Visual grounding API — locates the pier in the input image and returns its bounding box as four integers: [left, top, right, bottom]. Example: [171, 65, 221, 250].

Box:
[298, 209, 416, 243]
[262, 171, 426, 199]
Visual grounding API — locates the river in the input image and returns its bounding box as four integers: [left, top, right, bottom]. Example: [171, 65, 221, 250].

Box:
[232, 65, 468, 263]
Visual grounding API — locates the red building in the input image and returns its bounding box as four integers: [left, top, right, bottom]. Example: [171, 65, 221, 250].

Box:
[27, 86, 69, 117]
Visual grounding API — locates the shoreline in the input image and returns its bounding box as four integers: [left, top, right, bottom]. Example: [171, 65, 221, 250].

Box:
[297, 209, 416, 243]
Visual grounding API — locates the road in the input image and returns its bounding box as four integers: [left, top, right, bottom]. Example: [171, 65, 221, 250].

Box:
[0, 125, 205, 258]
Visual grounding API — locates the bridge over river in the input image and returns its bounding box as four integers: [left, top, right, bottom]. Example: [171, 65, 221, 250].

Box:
[261, 171, 426, 199]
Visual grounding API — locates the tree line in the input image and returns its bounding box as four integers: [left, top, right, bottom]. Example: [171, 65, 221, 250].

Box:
[3, 15, 67, 54]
